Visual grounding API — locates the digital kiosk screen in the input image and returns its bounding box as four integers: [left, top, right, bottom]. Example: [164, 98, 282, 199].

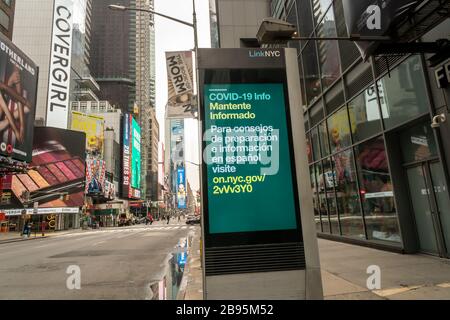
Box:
[201, 69, 303, 246]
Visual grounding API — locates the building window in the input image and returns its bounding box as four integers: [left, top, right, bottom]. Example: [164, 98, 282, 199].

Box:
[333, 149, 364, 238]
[315, 2, 340, 90]
[302, 41, 321, 104]
[310, 165, 322, 232]
[318, 121, 329, 157]
[316, 161, 330, 233]
[400, 121, 438, 163]
[355, 136, 400, 243]
[327, 107, 351, 154]
[0, 9, 9, 30]
[348, 85, 382, 143]
[311, 127, 320, 161]
[379, 55, 430, 130]
[323, 157, 339, 234]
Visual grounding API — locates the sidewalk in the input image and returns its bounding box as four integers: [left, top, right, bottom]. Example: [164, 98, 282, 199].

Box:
[182, 238, 450, 300]
[182, 227, 204, 300]
[319, 239, 450, 300]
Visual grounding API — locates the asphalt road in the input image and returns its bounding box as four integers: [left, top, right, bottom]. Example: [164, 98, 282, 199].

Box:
[0, 222, 198, 300]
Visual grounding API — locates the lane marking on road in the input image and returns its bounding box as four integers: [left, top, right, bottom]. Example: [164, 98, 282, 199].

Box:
[35, 244, 51, 249]
[92, 241, 106, 246]
[116, 232, 139, 239]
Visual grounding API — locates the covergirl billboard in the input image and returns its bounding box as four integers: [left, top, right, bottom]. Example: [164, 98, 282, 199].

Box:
[46, 0, 74, 129]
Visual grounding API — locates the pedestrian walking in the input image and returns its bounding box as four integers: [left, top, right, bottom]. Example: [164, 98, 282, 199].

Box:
[149, 214, 154, 225]
[167, 214, 170, 224]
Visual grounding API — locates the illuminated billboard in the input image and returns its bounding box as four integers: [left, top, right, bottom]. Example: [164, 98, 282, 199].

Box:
[9, 127, 86, 208]
[177, 168, 186, 209]
[0, 32, 38, 162]
[122, 114, 141, 199]
[86, 159, 106, 195]
[70, 111, 104, 157]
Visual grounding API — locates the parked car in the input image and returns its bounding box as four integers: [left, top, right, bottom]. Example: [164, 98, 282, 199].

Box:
[186, 215, 200, 225]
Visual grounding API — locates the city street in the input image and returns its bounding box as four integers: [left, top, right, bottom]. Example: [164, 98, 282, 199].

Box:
[0, 222, 198, 300]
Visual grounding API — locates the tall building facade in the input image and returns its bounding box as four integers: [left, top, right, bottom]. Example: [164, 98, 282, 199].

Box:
[13, 0, 96, 125]
[213, 0, 450, 257]
[91, 0, 158, 201]
[209, 0, 270, 48]
[90, 0, 135, 112]
[0, 0, 15, 40]
[138, 0, 159, 202]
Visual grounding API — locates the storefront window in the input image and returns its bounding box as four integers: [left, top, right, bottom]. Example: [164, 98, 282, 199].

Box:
[379, 55, 430, 130]
[323, 158, 339, 234]
[348, 85, 382, 143]
[310, 166, 322, 232]
[302, 41, 321, 104]
[333, 149, 365, 238]
[328, 107, 351, 154]
[316, 162, 330, 233]
[400, 121, 438, 163]
[355, 137, 401, 243]
[306, 133, 313, 163]
[319, 121, 330, 157]
[315, 1, 340, 90]
[311, 127, 320, 161]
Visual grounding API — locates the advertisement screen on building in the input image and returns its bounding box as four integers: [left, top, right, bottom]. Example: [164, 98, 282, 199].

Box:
[0, 32, 38, 163]
[70, 111, 104, 157]
[177, 168, 186, 209]
[122, 114, 141, 199]
[203, 82, 298, 234]
[8, 127, 86, 208]
[86, 159, 106, 195]
[46, 0, 75, 129]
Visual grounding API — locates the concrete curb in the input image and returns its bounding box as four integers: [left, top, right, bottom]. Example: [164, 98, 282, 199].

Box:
[179, 227, 203, 300]
[0, 236, 49, 245]
[176, 230, 196, 300]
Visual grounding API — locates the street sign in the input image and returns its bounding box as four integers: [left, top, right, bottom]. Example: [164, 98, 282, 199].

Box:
[198, 48, 322, 300]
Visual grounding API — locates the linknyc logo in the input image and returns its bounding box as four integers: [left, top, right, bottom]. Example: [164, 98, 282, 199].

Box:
[249, 50, 281, 58]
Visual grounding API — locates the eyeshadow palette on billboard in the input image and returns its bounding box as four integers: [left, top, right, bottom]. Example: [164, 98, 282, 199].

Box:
[122, 114, 141, 200]
[0, 32, 39, 163]
[7, 127, 86, 208]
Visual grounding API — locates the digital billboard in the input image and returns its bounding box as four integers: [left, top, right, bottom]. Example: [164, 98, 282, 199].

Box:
[177, 168, 187, 209]
[131, 116, 141, 190]
[86, 159, 106, 195]
[199, 49, 304, 249]
[9, 127, 86, 208]
[0, 32, 38, 162]
[170, 120, 184, 193]
[203, 83, 298, 234]
[70, 111, 104, 157]
[122, 114, 141, 199]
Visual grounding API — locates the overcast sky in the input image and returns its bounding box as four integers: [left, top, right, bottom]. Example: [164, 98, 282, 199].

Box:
[155, 0, 211, 191]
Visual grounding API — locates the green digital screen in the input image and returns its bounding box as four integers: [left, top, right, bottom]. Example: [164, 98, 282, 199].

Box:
[131, 117, 141, 189]
[204, 83, 298, 234]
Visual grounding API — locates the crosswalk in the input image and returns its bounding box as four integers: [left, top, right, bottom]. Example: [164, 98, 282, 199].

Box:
[56, 225, 196, 239]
